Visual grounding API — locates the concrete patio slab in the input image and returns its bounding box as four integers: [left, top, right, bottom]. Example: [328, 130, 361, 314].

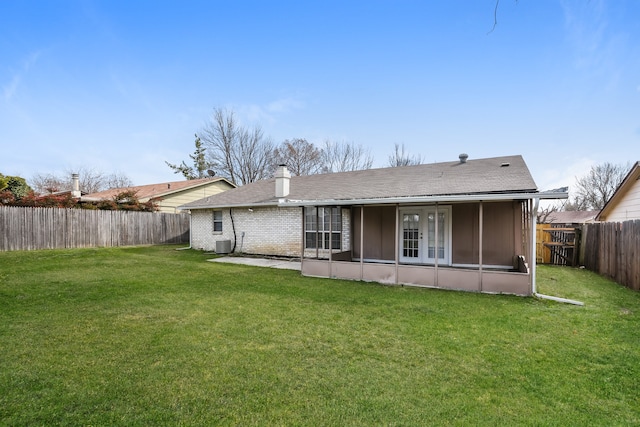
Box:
[208, 257, 301, 271]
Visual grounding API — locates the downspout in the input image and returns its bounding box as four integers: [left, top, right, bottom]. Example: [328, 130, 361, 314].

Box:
[531, 197, 584, 306]
[230, 208, 237, 253]
[176, 211, 192, 250]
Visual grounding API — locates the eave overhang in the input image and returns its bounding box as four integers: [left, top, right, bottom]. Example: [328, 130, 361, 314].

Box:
[180, 190, 568, 211]
[279, 190, 567, 207]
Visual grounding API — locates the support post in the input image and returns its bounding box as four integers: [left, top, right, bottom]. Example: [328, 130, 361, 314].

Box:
[395, 204, 399, 284]
[434, 203, 439, 287]
[360, 205, 364, 281]
[479, 201, 483, 292]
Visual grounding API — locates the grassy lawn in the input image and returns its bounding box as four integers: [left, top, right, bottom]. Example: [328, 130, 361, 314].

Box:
[1, 245, 639, 426]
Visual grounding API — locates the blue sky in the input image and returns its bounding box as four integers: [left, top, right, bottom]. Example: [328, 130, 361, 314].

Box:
[1, 1, 639, 193]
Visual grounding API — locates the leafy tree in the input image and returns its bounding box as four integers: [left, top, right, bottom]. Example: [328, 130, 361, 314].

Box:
[0, 174, 32, 200]
[274, 138, 323, 176]
[95, 190, 156, 212]
[12, 192, 77, 208]
[199, 107, 274, 185]
[387, 143, 423, 167]
[165, 134, 215, 180]
[568, 162, 630, 211]
[0, 174, 8, 192]
[320, 140, 373, 173]
[1, 188, 156, 211]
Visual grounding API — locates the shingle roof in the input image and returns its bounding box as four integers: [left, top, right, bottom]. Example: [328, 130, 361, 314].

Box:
[83, 177, 235, 201]
[181, 155, 537, 209]
[544, 210, 598, 224]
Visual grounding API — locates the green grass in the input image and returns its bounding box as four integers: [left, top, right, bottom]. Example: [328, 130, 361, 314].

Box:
[1, 245, 639, 426]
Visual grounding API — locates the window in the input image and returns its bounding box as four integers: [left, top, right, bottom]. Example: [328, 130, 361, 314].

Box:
[213, 210, 222, 232]
[305, 207, 341, 249]
[402, 213, 420, 258]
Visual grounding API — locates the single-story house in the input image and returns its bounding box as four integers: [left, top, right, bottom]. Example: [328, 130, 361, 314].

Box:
[596, 161, 640, 222]
[83, 177, 236, 214]
[180, 154, 567, 296]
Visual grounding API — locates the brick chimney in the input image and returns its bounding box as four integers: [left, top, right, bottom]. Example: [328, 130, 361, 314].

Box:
[71, 173, 81, 198]
[275, 164, 290, 198]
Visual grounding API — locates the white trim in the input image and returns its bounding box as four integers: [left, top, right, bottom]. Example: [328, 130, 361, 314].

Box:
[451, 263, 514, 270]
[531, 198, 539, 294]
[398, 206, 452, 265]
[353, 258, 396, 264]
[535, 293, 584, 306]
[183, 191, 569, 211]
[280, 191, 568, 207]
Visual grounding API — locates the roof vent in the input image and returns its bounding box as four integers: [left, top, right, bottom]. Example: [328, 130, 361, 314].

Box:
[501, 162, 510, 167]
[459, 153, 468, 163]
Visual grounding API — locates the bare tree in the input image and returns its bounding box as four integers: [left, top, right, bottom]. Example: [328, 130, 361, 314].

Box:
[488, 0, 518, 34]
[104, 171, 133, 189]
[320, 140, 374, 173]
[30, 173, 64, 194]
[387, 143, 423, 167]
[570, 162, 630, 210]
[30, 167, 133, 195]
[199, 108, 274, 185]
[536, 200, 570, 223]
[274, 138, 323, 176]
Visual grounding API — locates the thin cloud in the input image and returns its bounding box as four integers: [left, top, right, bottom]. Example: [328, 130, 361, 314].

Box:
[561, 0, 625, 88]
[2, 75, 21, 102]
[539, 156, 595, 194]
[267, 97, 304, 114]
[2, 50, 41, 102]
[239, 96, 305, 125]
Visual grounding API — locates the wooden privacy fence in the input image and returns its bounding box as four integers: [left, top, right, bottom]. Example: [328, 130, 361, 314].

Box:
[582, 220, 640, 291]
[0, 206, 190, 251]
[536, 224, 579, 266]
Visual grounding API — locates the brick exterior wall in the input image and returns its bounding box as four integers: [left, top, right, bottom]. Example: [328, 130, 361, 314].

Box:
[191, 206, 351, 258]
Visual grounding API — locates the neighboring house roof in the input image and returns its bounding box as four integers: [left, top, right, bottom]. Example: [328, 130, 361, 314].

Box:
[596, 161, 640, 221]
[82, 177, 236, 202]
[48, 190, 88, 197]
[544, 210, 598, 224]
[181, 155, 545, 210]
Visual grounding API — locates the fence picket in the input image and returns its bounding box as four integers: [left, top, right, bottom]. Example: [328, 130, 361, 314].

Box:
[0, 206, 189, 251]
[582, 220, 640, 291]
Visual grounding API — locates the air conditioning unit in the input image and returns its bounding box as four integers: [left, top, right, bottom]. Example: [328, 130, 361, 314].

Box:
[216, 239, 231, 254]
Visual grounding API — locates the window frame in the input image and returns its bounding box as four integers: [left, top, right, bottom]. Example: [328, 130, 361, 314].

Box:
[304, 207, 341, 250]
[213, 210, 223, 233]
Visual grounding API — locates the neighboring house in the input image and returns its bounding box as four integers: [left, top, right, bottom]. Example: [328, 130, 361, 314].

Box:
[544, 210, 598, 225]
[180, 155, 566, 296]
[83, 177, 236, 214]
[596, 161, 640, 222]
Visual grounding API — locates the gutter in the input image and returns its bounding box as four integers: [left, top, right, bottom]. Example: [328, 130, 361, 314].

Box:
[278, 191, 568, 207]
[178, 201, 278, 211]
[179, 191, 569, 211]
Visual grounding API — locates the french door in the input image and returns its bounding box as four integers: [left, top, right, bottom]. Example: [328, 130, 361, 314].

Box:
[399, 207, 450, 264]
